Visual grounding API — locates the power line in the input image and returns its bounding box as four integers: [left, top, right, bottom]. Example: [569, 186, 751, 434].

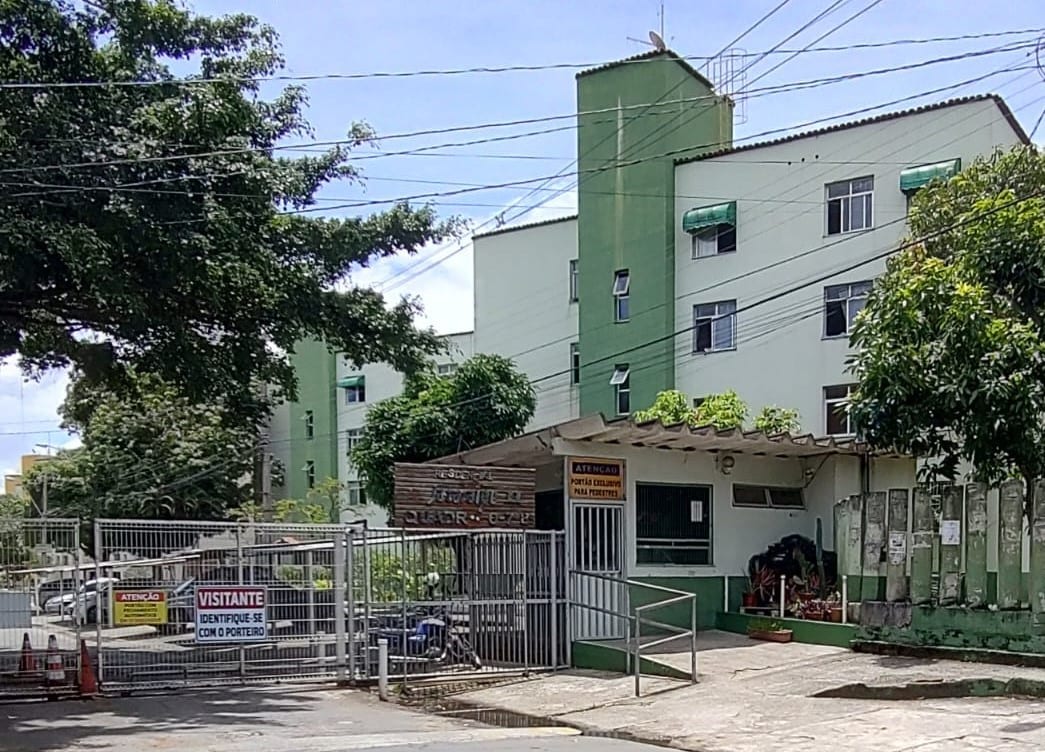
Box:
[2, 28, 1040, 89]
[4, 42, 1035, 188]
[378, 65, 1033, 294]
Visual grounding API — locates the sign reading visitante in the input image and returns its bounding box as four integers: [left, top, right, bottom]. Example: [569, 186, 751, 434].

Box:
[393, 463, 537, 529]
[567, 456, 626, 501]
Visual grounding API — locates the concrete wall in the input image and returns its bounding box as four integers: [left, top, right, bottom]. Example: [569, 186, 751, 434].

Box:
[473, 218, 579, 430]
[672, 98, 1024, 433]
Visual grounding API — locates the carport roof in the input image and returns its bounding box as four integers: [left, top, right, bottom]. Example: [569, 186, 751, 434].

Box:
[430, 413, 905, 467]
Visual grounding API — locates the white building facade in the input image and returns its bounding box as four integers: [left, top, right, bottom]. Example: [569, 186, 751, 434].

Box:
[671, 96, 1026, 436]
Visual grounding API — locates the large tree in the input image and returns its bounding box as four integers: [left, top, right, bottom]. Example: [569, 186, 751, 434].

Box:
[0, 1, 456, 412]
[849, 146, 1045, 511]
[351, 355, 536, 509]
[24, 370, 255, 521]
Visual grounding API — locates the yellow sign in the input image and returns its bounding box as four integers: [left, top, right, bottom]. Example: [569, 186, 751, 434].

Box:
[114, 590, 168, 625]
[568, 457, 626, 501]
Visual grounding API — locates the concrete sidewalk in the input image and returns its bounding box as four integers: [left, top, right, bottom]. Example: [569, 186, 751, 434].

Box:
[458, 631, 1045, 751]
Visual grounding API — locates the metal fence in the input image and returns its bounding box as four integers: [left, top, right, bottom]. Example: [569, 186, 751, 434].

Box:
[78, 520, 566, 691]
[349, 527, 566, 684]
[0, 518, 82, 697]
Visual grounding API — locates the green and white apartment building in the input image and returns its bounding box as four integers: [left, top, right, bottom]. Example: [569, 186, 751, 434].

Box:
[270, 49, 1029, 531]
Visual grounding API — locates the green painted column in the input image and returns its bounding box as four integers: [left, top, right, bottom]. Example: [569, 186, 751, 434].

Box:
[998, 480, 1023, 609]
[939, 484, 962, 605]
[910, 487, 934, 605]
[1030, 480, 1045, 628]
[861, 492, 886, 602]
[886, 489, 909, 602]
[964, 482, 989, 608]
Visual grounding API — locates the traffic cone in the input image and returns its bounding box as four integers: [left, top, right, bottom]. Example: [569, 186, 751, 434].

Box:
[18, 632, 36, 674]
[77, 639, 98, 697]
[45, 635, 64, 686]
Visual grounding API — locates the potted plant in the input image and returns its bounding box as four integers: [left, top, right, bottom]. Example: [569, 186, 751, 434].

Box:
[825, 591, 843, 623]
[744, 565, 775, 608]
[742, 573, 759, 609]
[747, 617, 793, 643]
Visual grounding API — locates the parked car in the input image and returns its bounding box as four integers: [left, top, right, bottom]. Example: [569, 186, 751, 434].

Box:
[67, 577, 121, 624]
[37, 576, 81, 612]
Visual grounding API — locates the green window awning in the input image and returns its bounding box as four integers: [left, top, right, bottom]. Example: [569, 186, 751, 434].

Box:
[682, 201, 737, 234]
[337, 375, 365, 388]
[899, 158, 961, 193]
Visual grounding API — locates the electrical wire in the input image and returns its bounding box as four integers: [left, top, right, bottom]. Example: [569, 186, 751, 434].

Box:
[3, 27, 1039, 89]
[378, 64, 1034, 294]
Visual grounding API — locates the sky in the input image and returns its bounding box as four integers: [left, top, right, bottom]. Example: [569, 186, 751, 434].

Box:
[3, 0, 1045, 475]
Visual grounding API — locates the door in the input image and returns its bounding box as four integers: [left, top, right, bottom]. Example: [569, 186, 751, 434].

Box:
[568, 502, 626, 640]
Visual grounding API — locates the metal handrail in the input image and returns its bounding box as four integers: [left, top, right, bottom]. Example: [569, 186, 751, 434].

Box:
[568, 570, 697, 697]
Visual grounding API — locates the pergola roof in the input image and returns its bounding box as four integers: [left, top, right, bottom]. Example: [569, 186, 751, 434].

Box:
[431, 414, 902, 468]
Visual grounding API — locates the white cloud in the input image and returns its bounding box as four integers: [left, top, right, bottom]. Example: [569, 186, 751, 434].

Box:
[0, 359, 71, 477]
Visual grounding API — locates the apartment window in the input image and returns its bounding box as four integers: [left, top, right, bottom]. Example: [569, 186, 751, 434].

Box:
[636, 483, 712, 565]
[824, 281, 872, 337]
[345, 428, 364, 454]
[570, 342, 580, 385]
[693, 300, 736, 353]
[304, 410, 314, 440]
[613, 269, 630, 322]
[826, 176, 874, 235]
[610, 364, 630, 415]
[343, 383, 365, 404]
[824, 384, 857, 436]
[345, 481, 364, 507]
[304, 460, 316, 489]
[436, 363, 457, 376]
[569, 259, 579, 303]
[733, 484, 805, 509]
[692, 225, 737, 258]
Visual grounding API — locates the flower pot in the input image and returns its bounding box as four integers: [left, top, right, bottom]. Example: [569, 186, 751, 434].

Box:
[749, 629, 793, 643]
[742, 593, 758, 608]
[827, 606, 843, 623]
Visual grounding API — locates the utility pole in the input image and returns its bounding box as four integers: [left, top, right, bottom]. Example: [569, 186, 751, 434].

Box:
[257, 382, 273, 520]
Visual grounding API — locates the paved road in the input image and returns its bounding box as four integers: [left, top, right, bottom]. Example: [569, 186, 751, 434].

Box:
[0, 685, 656, 752]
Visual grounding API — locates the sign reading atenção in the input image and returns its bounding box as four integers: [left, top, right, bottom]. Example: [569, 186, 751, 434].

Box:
[114, 589, 168, 625]
[393, 463, 536, 529]
[568, 456, 626, 500]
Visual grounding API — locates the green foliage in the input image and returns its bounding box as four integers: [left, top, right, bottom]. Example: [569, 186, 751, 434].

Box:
[229, 476, 345, 523]
[356, 545, 457, 602]
[634, 389, 801, 433]
[0, 1, 458, 407]
[849, 146, 1045, 509]
[754, 406, 801, 434]
[352, 354, 536, 509]
[633, 389, 694, 425]
[25, 371, 255, 522]
[694, 390, 749, 429]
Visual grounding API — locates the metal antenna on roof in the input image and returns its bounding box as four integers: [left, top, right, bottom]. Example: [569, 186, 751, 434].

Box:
[627, 1, 669, 52]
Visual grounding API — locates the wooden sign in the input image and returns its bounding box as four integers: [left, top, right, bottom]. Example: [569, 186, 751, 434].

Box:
[393, 463, 536, 529]
[567, 456, 626, 501]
